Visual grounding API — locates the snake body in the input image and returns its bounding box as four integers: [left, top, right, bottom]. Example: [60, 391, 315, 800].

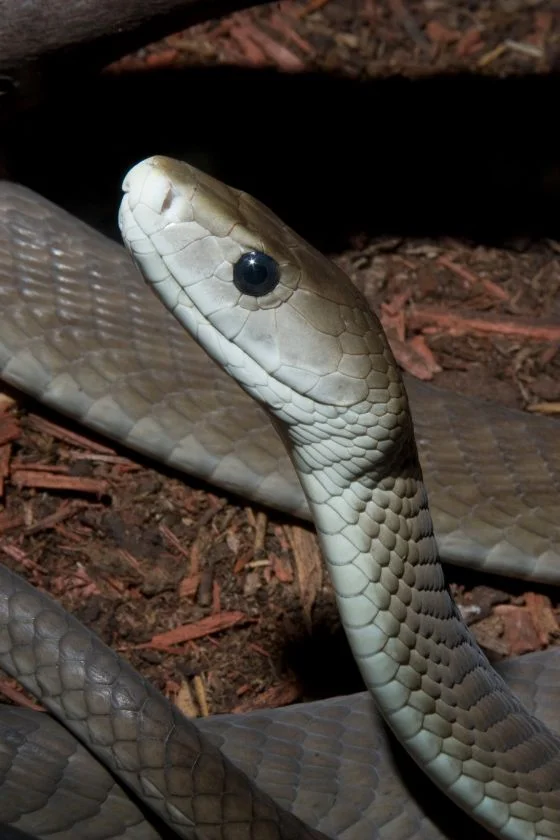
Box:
[1, 183, 559, 582]
[0, 0, 559, 836]
[120, 156, 560, 838]
[0, 162, 557, 840]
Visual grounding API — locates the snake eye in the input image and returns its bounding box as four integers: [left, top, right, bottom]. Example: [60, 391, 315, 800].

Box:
[233, 251, 279, 297]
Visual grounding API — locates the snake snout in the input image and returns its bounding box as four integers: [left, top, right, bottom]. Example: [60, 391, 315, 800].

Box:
[121, 157, 178, 219]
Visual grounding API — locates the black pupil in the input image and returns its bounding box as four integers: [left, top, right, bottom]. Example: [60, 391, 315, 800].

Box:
[233, 251, 279, 297]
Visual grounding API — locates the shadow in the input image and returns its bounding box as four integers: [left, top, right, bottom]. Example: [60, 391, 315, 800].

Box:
[283, 617, 365, 700]
[2, 65, 560, 249]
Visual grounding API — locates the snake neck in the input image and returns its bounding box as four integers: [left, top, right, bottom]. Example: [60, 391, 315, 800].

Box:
[287, 417, 560, 840]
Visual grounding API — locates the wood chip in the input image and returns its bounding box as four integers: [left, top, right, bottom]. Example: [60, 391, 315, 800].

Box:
[135, 610, 250, 650]
[285, 524, 322, 630]
[0, 393, 16, 413]
[0, 443, 10, 498]
[471, 613, 509, 658]
[494, 604, 543, 656]
[175, 680, 199, 717]
[388, 333, 442, 380]
[246, 25, 305, 70]
[178, 573, 201, 599]
[193, 674, 210, 717]
[26, 415, 115, 453]
[253, 510, 268, 554]
[232, 680, 301, 713]
[11, 470, 108, 495]
[0, 678, 45, 711]
[271, 552, 294, 583]
[527, 401, 560, 415]
[0, 542, 42, 570]
[197, 568, 214, 607]
[437, 254, 509, 301]
[211, 579, 221, 614]
[524, 593, 559, 646]
[24, 500, 89, 535]
[0, 511, 24, 534]
[409, 308, 560, 342]
[159, 524, 192, 560]
[0, 417, 20, 446]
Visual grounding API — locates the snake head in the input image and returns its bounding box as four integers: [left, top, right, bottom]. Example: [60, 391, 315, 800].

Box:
[119, 156, 410, 474]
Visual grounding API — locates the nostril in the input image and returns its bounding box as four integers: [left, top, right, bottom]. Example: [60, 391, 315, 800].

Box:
[161, 187, 174, 213]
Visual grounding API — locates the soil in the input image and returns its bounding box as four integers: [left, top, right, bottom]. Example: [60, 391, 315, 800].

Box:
[0, 0, 559, 719]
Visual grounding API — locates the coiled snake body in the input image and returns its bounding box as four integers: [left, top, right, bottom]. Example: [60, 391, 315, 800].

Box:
[0, 158, 558, 840]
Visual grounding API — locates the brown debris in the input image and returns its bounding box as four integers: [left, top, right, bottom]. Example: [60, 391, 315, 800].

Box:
[26, 415, 116, 453]
[232, 680, 302, 713]
[494, 604, 545, 657]
[296, 0, 330, 18]
[174, 680, 199, 717]
[245, 26, 305, 70]
[11, 469, 108, 496]
[388, 333, 442, 381]
[159, 524, 192, 561]
[285, 524, 323, 630]
[425, 20, 459, 45]
[252, 511, 268, 554]
[0, 444, 10, 498]
[0, 394, 16, 414]
[193, 674, 210, 717]
[471, 614, 510, 659]
[437, 254, 510, 302]
[524, 593, 559, 646]
[0, 542, 42, 572]
[178, 573, 202, 599]
[197, 568, 215, 607]
[0, 511, 24, 534]
[527, 401, 560, 415]
[0, 678, 45, 712]
[271, 552, 294, 583]
[24, 500, 90, 535]
[0, 418, 20, 447]
[228, 22, 268, 64]
[381, 293, 442, 380]
[408, 308, 560, 343]
[135, 611, 251, 650]
[268, 11, 314, 55]
[456, 27, 483, 58]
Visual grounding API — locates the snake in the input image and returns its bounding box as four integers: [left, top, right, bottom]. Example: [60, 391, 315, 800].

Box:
[0, 156, 558, 840]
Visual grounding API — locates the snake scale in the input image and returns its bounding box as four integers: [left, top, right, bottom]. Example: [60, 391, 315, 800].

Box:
[0, 2, 559, 836]
[119, 155, 560, 840]
[0, 154, 557, 840]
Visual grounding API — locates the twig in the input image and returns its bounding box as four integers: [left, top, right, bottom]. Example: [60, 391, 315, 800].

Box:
[409, 308, 560, 342]
[0, 679, 45, 711]
[437, 255, 509, 301]
[135, 610, 251, 650]
[24, 500, 89, 535]
[26, 415, 115, 453]
[11, 470, 108, 496]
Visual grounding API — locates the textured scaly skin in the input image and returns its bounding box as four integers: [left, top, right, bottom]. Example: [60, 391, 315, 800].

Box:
[119, 155, 560, 840]
[1, 183, 559, 583]
[0, 563, 326, 840]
